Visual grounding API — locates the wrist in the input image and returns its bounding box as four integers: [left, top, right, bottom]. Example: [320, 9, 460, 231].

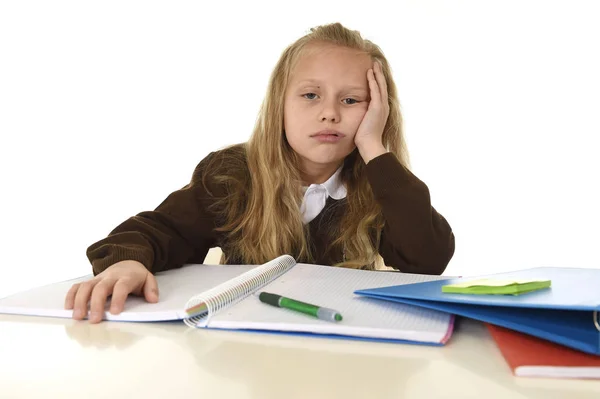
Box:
[357, 141, 387, 164]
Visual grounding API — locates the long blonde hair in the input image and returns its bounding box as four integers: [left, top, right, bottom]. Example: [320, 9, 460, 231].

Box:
[206, 22, 410, 268]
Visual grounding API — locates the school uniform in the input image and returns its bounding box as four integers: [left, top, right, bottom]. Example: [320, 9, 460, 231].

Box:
[86, 145, 455, 275]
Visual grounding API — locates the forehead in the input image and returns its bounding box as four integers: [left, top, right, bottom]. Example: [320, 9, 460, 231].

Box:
[289, 43, 372, 86]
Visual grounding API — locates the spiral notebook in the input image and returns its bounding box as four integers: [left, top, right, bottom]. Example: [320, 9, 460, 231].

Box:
[0, 255, 454, 345]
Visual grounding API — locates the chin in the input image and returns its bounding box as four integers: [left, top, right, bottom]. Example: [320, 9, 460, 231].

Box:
[302, 147, 355, 166]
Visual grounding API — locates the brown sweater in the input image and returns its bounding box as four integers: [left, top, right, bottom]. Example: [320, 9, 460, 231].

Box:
[86, 146, 455, 275]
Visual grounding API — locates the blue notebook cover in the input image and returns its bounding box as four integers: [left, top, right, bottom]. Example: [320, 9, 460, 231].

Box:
[354, 267, 600, 355]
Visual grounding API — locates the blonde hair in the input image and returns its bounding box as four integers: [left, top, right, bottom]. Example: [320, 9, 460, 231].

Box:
[206, 22, 409, 269]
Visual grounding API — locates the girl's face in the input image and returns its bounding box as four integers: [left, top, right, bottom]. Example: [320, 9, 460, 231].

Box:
[284, 43, 372, 175]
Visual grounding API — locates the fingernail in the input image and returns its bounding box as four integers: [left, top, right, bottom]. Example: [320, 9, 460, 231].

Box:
[90, 311, 102, 321]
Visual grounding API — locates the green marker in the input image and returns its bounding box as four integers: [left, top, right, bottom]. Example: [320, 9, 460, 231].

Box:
[259, 292, 343, 322]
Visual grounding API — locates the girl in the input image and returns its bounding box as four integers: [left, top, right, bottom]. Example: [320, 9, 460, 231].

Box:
[65, 22, 455, 323]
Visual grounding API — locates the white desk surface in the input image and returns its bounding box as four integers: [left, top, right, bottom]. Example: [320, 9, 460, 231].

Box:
[1, 314, 598, 399]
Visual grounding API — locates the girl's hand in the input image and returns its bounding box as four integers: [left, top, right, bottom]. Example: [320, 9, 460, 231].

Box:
[354, 60, 389, 163]
[64, 260, 159, 323]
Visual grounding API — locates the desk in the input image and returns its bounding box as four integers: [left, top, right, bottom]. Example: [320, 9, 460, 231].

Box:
[1, 315, 598, 398]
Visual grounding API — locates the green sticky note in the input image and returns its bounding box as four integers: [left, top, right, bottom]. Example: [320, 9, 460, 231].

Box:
[442, 278, 551, 295]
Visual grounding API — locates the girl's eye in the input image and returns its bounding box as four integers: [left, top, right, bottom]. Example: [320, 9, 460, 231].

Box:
[302, 93, 359, 105]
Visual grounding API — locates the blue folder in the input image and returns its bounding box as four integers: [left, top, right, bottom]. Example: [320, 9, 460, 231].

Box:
[354, 267, 600, 355]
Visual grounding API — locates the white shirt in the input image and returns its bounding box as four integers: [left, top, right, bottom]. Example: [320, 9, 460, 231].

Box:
[300, 165, 348, 224]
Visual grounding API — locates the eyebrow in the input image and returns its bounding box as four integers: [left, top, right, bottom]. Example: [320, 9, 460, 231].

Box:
[295, 79, 367, 92]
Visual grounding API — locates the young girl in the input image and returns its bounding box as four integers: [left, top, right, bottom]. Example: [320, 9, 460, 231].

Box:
[65, 22, 455, 323]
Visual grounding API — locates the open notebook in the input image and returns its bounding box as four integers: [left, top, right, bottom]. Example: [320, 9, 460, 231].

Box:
[0, 255, 454, 345]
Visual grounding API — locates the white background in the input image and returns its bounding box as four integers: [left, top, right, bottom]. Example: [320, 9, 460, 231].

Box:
[1, 0, 599, 299]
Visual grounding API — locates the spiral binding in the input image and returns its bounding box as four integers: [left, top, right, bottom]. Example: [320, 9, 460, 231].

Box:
[183, 254, 296, 328]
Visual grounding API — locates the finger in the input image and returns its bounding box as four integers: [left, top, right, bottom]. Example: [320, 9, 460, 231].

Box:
[375, 61, 388, 104]
[72, 280, 97, 320]
[367, 68, 381, 107]
[64, 283, 80, 309]
[88, 278, 116, 323]
[143, 273, 159, 303]
[109, 278, 136, 315]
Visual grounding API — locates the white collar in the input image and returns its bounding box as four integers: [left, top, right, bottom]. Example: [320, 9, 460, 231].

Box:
[300, 165, 347, 224]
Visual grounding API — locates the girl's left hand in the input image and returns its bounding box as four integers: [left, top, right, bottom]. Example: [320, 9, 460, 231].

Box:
[354, 60, 389, 162]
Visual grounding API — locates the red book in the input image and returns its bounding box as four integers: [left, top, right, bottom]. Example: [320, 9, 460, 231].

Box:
[486, 323, 600, 379]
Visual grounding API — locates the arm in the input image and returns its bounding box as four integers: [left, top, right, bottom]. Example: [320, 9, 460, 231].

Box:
[86, 152, 222, 275]
[365, 152, 455, 275]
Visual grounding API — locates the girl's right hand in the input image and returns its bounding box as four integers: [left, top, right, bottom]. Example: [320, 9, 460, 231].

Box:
[64, 260, 159, 323]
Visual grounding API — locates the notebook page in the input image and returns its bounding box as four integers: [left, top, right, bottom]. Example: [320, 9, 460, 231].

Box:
[208, 264, 453, 343]
[0, 264, 257, 322]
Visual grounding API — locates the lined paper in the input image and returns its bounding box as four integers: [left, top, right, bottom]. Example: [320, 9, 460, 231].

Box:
[210, 264, 454, 343]
[1, 261, 455, 344]
[0, 264, 257, 321]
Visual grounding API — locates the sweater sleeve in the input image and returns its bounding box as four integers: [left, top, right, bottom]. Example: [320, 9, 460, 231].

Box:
[86, 152, 222, 275]
[365, 152, 455, 275]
